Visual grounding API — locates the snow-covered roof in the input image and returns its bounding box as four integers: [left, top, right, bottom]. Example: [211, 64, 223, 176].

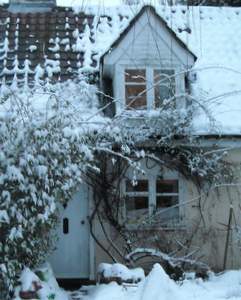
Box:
[0, 3, 241, 134]
[0, 4, 133, 84]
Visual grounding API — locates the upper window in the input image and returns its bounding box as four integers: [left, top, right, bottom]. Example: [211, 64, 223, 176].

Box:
[124, 68, 176, 110]
[154, 69, 175, 108]
[125, 69, 147, 109]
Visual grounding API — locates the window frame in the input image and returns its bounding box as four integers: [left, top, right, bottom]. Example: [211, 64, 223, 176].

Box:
[122, 165, 183, 228]
[124, 179, 149, 221]
[154, 69, 176, 108]
[124, 69, 147, 109]
[122, 65, 179, 111]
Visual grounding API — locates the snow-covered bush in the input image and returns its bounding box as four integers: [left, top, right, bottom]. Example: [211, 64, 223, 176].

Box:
[13, 263, 68, 300]
[0, 79, 108, 297]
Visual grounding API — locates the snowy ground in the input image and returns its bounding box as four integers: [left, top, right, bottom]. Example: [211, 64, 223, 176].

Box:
[15, 263, 241, 300]
[70, 265, 241, 300]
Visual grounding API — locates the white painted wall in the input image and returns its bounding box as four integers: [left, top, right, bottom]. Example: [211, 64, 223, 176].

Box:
[92, 145, 241, 272]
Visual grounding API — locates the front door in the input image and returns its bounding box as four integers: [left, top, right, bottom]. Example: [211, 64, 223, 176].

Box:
[49, 184, 90, 278]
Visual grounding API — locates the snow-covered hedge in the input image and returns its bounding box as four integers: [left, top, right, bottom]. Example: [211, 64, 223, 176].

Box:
[0, 80, 107, 297]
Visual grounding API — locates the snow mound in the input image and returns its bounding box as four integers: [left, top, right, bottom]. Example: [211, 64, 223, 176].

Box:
[90, 265, 241, 300]
[98, 263, 145, 282]
[141, 264, 179, 300]
[20, 268, 41, 292]
[14, 264, 69, 300]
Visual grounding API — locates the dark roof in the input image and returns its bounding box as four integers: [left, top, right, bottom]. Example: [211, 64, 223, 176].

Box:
[0, 5, 117, 85]
[188, 0, 241, 5]
[0, 4, 198, 87]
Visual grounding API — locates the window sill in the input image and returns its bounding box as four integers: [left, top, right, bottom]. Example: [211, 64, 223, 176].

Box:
[124, 218, 187, 231]
[121, 109, 162, 118]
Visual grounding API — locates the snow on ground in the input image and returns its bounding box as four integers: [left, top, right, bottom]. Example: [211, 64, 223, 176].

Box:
[82, 264, 241, 300]
[15, 263, 241, 300]
[98, 263, 145, 282]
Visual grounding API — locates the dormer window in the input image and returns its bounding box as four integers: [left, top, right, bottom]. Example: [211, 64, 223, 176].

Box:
[154, 69, 175, 108]
[124, 67, 176, 110]
[102, 5, 196, 115]
[125, 69, 147, 109]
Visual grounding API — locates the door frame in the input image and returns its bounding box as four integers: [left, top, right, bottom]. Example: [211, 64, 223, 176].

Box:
[49, 184, 96, 280]
[88, 185, 96, 280]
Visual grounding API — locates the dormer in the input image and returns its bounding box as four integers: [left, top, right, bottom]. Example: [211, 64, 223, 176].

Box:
[101, 6, 196, 115]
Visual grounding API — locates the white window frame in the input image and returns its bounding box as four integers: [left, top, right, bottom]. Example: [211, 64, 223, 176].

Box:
[116, 65, 184, 112]
[122, 163, 184, 229]
[124, 69, 147, 109]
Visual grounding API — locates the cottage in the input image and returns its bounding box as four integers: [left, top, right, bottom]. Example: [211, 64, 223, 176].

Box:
[1, 0, 241, 282]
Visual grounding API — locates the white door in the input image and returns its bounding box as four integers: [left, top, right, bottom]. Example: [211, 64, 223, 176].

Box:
[49, 184, 90, 278]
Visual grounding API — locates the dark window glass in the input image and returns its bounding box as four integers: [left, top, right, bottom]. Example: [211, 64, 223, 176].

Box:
[156, 180, 178, 194]
[125, 86, 147, 109]
[126, 180, 148, 192]
[154, 69, 175, 108]
[125, 69, 146, 83]
[125, 69, 147, 109]
[126, 196, 148, 211]
[156, 196, 178, 208]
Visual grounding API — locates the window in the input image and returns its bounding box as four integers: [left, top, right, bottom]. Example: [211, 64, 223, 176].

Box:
[125, 180, 149, 220]
[156, 179, 179, 224]
[125, 69, 147, 109]
[124, 176, 179, 226]
[154, 70, 175, 108]
[124, 67, 176, 110]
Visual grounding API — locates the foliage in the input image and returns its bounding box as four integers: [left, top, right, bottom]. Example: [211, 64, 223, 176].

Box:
[0, 79, 105, 297]
[0, 77, 233, 297]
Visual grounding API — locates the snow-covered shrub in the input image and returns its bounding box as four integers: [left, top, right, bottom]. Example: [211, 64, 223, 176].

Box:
[13, 264, 68, 300]
[97, 263, 145, 284]
[0, 79, 107, 297]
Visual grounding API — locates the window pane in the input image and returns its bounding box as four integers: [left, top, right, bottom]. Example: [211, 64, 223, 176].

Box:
[154, 206, 179, 225]
[125, 85, 147, 109]
[126, 196, 148, 211]
[156, 196, 178, 208]
[126, 180, 148, 192]
[154, 69, 175, 107]
[156, 180, 178, 193]
[125, 69, 146, 83]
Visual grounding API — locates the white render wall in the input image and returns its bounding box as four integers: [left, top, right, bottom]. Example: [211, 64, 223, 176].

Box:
[92, 145, 241, 273]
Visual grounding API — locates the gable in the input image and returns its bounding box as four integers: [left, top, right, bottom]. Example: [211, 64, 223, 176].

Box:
[102, 5, 196, 74]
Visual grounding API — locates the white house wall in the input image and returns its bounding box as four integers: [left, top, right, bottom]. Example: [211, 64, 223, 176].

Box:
[92, 146, 241, 273]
